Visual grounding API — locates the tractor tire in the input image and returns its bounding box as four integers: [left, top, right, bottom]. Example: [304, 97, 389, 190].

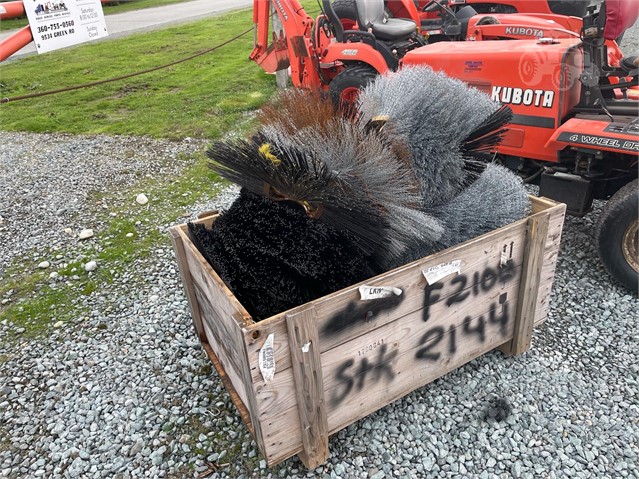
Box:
[595, 178, 639, 293]
[329, 64, 378, 109]
[333, 0, 357, 18]
[476, 16, 500, 25]
[333, 0, 359, 30]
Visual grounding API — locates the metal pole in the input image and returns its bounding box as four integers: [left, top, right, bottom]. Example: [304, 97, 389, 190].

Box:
[270, 3, 289, 89]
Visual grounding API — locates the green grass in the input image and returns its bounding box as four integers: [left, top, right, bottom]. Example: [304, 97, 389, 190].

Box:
[0, 151, 224, 336]
[0, 0, 190, 32]
[0, 8, 276, 138]
[0, 1, 319, 337]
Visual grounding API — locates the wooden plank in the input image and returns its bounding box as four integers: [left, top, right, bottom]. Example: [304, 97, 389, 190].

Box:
[243, 219, 528, 383]
[198, 298, 251, 412]
[194, 283, 268, 453]
[501, 213, 550, 356]
[181, 230, 252, 327]
[169, 225, 206, 341]
[285, 308, 329, 469]
[530, 195, 559, 214]
[178, 229, 267, 451]
[201, 341, 254, 437]
[533, 202, 566, 325]
[252, 247, 524, 464]
[254, 372, 303, 466]
[335, 282, 514, 420]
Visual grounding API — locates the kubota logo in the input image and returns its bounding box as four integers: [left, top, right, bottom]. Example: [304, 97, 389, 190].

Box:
[491, 86, 555, 108]
[505, 26, 544, 37]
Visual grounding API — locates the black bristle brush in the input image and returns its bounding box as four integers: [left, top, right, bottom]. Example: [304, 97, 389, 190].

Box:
[188, 189, 379, 321]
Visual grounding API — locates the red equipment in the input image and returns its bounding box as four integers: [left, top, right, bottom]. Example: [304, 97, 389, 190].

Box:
[251, 0, 639, 290]
[333, 0, 589, 40]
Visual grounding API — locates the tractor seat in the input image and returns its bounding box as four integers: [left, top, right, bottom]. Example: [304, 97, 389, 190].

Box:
[355, 0, 417, 41]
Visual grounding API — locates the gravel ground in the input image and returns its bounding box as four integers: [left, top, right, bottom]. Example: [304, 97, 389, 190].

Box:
[1, 133, 637, 479]
[1, 16, 639, 479]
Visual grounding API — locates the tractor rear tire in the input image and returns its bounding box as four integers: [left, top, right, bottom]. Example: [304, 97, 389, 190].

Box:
[329, 64, 378, 110]
[333, 0, 359, 30]
[595, 179, 639, 293]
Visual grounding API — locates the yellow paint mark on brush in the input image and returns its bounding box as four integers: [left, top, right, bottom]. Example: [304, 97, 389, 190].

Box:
[259, 143, 282, 165]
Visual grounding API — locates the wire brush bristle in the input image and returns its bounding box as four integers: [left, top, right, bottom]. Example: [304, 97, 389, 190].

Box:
[461, 105, 513, 161]
[258, 88, 337, 136]
[189, 189, 380, 321]
[429, 163, 530, 251]
[208, 116, 445, 269]
[357, 66, 507, 207]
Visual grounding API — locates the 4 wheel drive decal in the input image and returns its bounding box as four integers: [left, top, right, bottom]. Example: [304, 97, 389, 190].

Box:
[558, 132, 639, 152]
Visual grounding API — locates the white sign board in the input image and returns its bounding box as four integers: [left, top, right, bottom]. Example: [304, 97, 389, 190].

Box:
[25, 0, 108, 54]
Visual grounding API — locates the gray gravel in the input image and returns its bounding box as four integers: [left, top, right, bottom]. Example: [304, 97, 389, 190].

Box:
[1, 13, 639, 479]
[1, 130, 637, 479]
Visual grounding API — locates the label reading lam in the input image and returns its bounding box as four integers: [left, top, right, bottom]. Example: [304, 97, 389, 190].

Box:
[359, 285, 403, 300]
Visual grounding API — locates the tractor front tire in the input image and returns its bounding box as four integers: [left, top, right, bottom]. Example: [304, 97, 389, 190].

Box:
[329, 64, 378, 110]
[595, 179, 639, 293]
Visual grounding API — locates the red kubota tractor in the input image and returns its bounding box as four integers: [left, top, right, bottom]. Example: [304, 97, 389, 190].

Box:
[332, 0, 591, 41]
[251, 0, 639, 291]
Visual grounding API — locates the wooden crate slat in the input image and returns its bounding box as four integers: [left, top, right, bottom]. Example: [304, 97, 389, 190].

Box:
[502, 213, 550, 355]
[251, 229, 526, 462]
[169, 225, 206, 341]
[243, 218, 529, 385]
[252, 268, 522, 414]
[285, 308, 329, 469]
[533, 202, 566, 324]
[201, 342, 255, 437]
[199, 299, 251, 413]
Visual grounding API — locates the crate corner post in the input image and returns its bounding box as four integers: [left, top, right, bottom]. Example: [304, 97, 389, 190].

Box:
[500, 213, 551, 356]
[285, 306, 330, 469]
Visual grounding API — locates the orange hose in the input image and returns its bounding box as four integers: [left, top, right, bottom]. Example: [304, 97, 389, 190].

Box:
[0, 1, 25, 19]
[0, 25, 33, 61]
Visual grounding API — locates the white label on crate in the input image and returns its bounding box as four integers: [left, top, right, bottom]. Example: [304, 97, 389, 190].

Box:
[258, 333, 276, 383]
[359, 286, 402, 300]
[422, 260, 462, 285]
[500, 248, 509, 268]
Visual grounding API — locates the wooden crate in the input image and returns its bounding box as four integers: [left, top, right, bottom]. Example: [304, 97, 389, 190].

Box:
[169, 196, 566, 468]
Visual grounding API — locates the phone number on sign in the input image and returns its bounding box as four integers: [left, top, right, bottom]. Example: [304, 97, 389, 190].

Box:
[37, 21, 75, 33]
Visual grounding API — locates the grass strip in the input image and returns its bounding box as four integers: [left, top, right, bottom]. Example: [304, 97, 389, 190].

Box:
[0, 8, 276, 138]
[0, 0, 190, 32]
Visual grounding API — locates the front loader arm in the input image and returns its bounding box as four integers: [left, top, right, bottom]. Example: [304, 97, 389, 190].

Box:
[250, 0, 320, 89]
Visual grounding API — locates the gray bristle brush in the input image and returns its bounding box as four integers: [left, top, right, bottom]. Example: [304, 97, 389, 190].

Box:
[357, 66, 512, 207]
[392, 163, 530, 266]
